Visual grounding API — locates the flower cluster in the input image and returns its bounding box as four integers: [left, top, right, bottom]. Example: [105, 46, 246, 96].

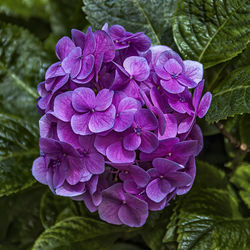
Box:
[32, 24, 212, 227]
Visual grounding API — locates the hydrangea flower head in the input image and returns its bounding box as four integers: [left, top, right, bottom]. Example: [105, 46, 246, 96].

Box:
[33, 23, 212, 227]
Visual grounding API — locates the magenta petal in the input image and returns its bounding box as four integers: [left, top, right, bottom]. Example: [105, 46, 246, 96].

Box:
[146, 178, 171, 203]
[98, 183, 124, 225]
[95, 89, 114, 111]
[56, 36, 75, 60]
[85, 153, 105, 174]
[56, 182, 85, 197]
[72, 87, 95, 112]
[184, 60, 203, 84]
[177, 74, 197, 88]
[130, 165, 150, 187]
[123, 56, 150, 81]
[94, 30, 115, 62]
[71, 113, 92, 135]
[198, 92, 212, 118]
[123, 132, 141, 151]
[53, 92, 74, 122]
[57, 121, 80, 148]
[89, 105, 115, 133]
[178, 116, 194, 134]
[118, 97, 141, 113]
[158, 114, 177, 140]
[76, 54, 94, 80]
[118, 194, 148, 227]
[161, 79, 185, 94]
[135, 109, 158, 130]
[82, 26, 96, 56]
[113, 112, 134, 132]
[139, 131, 159, 153]
[164, 58, 182, 75]
[61, 47, 82, 78]
[71, 29, 85, 49]
[153, 158, 183, 174]
[94, 132, 120, 155]
[192, 80, 204, 109]
[32, 157, 48, 185]
[106, 141, 135, 163]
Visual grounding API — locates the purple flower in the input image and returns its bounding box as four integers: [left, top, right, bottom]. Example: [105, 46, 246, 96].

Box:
[98, 183, 148, 227]
[123, 109, 159, 153]
[146, 158, 192, 202]
[155, 50, 197, 94]
[71, 87, 116, 135]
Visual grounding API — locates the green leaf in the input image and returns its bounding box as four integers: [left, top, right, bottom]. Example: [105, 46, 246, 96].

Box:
[173, 0, 250, 68]
[0, 0, 49, 20]
[82, 0, 177, 46]
[32, 217, 135, 250]
[231, 162, 250, 208]
[40, 191, 77, 229]
[0, 113, 39, 197]
[239, 114, 250, 147]
[205, 66, 250, 123]
[48, 0, 88, 37]
[0, 21, 51, 121]
[0, 186, 45, 250]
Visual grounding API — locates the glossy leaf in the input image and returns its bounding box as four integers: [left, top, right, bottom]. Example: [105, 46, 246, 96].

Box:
[0, 21, 50, 121]
[83, 0, 177, 46]
[173, 0, 250, 68]
[32, 217, 134, 250]
[0, 114, 39, 197]
[206, 66, 250, 123]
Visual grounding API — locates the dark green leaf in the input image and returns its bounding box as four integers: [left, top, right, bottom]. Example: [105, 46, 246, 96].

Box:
[0, 0, 49, 20]
[239, 114, 250, 147]
[48, 0, 88, 37]
[40, 191, 77, 229]
[205, 66, 250, 123]
[0, 21, 51, 121]
[83, 0, 177, 46]
[32, 217, 135, 250]
[173, 0, 250, 68]
[0, 113, 39, 197]
[231, 162, 250, 208]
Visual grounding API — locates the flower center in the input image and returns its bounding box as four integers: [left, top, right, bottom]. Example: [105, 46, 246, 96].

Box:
[171, 74, 178, 79]
[179, 97, 185, 102]
[134, 127, 141, 135]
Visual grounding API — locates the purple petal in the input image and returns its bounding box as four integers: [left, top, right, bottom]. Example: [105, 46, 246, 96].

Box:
[45, 62, 65, 80]
[177, 74, 197, 88]
[94, 132, 120, 155]
[184, 60, 203, 84]
[82, 192, 98, 212]
[135, 109, 158, 130]
[71, 113, 92, 135]
[98, 183, 124, 225]
[158, 114, 177, 140]
[123, 79, 141, 101]
[153, 158, 183, 174]
[139, 131, 159, 153]
[146, 178, 171, 203]
[118, 193, 148, 227]
[173, 140, 198, 159]
[57, 121, 80, 148]
[56, 36, 75, 60]
[32, 157, 48, 185]
[71, 29, 85, 49]
[53, 92, 74, 122]
[113, 112, 134, 132]
[123, 132, 141, 151]
[94, 30, 115, 62]
[123, 180, 139, 194]
[89, 105, 116, 133]
[192, 80, 204, 110]
[76, 54, 94, 80]
[66, 157, 82, 185]
[150, 45, 172, 68]
[148, 198, 167, 211]
[164, 58, 183, 75]
[198, 92, 212, 118]
[118, 97, 141, 113]
[123, 56, 150, 81]
[178, 116, 194, 134]
[53, 160, 67, 188]
[108, 25, 126, 39]
[39, 115, 56, 138]
[39, 138, 61, 155]
[82, 26, 96, 56]
[129, 165, 150, 187]
[161, 79, 185, 94]
[167, 172, 192, 187]
[56, 182, 86, 197]
[95, 89, 114, 111]
[129, 32, 151, 52]
[78, 135, 95, 151]
[84, 152, 105, 174]
[188, 125, 203, 155]
[106, 141, 136, 163]
[72, 87, 95, 112]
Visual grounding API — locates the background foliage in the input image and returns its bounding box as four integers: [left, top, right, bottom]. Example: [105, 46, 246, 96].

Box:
[0, 0, 249, 249]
